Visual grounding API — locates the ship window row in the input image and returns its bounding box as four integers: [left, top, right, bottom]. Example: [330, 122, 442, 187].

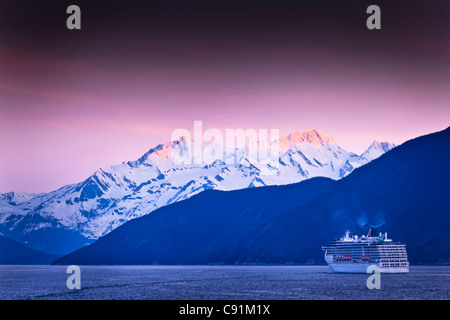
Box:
[327, 251, 380, 255]
[326, 248, 380, 252]
[381, 262, 409, 268]
[380, 259, 408, 262]
[327, 249, 406, 254]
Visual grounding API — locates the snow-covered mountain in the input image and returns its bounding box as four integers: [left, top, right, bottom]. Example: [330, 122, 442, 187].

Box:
[0, 130, 395, 254]
[358, 141, 396, 165]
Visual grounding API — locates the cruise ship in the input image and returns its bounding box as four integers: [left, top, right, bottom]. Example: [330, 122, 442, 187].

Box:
[322, 224, 409, 273]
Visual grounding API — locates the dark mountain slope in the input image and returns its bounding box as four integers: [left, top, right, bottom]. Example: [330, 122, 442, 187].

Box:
[253, 127, 450, 264]
[0, 235, 61, 264]
[54, 177, 335, 264]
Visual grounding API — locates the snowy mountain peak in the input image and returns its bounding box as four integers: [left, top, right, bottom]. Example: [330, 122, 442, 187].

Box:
[292, 129, 334, 145]
[368, 141, 396, 152]
[279, 129, 335, 151]
[128, 137, 190, 169]
[150, 141, 177, 160]
[359, 141, 396, 165]
[0, 191, 38, 206]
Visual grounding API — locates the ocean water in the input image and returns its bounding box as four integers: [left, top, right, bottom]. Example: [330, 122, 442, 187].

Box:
[0, 265, 448, 300]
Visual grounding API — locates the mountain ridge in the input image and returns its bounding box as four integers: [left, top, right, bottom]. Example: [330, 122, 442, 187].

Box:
[53, 127, 450, 265]
[0, 129, 395, 254]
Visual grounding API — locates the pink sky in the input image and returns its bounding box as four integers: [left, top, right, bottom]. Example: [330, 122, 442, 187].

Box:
[1, 47, 448, 193]
[1, 1, 449, 193]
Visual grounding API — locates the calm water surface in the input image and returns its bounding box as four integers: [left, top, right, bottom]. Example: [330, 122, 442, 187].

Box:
[0, 265, 448, 300]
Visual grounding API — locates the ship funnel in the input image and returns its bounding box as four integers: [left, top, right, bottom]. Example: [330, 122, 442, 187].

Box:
[364, 223, 385, 237]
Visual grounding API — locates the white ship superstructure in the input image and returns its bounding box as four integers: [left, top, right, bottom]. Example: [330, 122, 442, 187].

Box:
[322, 225, 409, 273]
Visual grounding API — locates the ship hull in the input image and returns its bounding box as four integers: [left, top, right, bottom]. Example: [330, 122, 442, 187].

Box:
[327, 262, 409, 274]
